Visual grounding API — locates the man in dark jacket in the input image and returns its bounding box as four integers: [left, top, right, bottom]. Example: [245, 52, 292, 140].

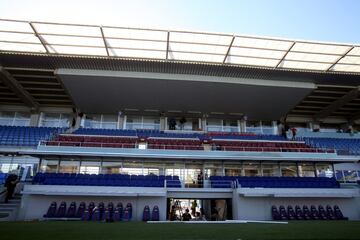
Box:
[4, 173, 19, 203]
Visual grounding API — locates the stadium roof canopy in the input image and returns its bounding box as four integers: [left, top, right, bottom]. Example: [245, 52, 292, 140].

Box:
[0, 19, 360, 74]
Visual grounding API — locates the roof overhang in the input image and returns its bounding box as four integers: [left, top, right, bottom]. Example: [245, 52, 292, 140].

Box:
[57, 69, 315, 119]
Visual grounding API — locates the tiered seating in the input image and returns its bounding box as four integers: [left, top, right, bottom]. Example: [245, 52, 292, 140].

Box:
[165, 175, 182, 188]
[272, 205, 347, 220]
[147, 138, 203, 150]
[212, 140, 333, 153]
[0, 126, 65, 147]
[33, 173, 182, 188]
[209, 176, 339, 188]
[304, 137, 360, 155]
[208, 132, 286, 141]
[47, 135, 138, 148]
[73, 128, 137, 136]
[0, 173, 7, 184]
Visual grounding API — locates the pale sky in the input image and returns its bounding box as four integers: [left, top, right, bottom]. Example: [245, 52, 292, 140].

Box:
[0, 0, 359, 43]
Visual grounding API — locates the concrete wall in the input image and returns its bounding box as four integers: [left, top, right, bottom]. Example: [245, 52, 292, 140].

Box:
[19, 194, 166, 221]
[233, 189, 360, 220]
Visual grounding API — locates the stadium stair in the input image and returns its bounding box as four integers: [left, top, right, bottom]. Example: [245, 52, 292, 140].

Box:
[0, 193, 22, 221]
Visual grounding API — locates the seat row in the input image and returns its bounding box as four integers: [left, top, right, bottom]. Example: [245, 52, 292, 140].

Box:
[272, 205, 347, 221]
[0, 126, 66, 147]
[33, 173, 182, 188]
[209, 176, 339, 188]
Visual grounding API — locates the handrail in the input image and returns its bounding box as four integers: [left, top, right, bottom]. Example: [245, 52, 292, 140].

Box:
[40, 140, 335, 153]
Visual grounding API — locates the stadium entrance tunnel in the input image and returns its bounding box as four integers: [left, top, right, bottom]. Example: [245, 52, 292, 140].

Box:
[167, 198, 232, 221]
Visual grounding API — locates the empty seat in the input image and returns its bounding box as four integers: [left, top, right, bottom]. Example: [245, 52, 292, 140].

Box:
[142, 205, 151, 221]
[43, 202, 57, 218]
[66, 202, 77, 218]
[56, 201, 67, 218]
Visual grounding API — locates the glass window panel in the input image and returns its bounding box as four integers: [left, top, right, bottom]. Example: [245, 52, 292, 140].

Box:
[170, 32, 232, 45]
[338, 56, 360, 64]
[348, 47, 360, 56]
[122, 161, 143, 175]
[291, 42, 350, 55]
[103, 27, 167, 41]
[280, 163, 297, 177]
[34, 23, 101, 37]
[227, 56, 278, 67]
[204, 162, 223, 178]
[316, 163, 333, 178]
[224, 163, 242, 176]
[143, 162, 164, 175]
[229, 47, 285, 59]
[106, 38, 165, 50]
[48, 45, 107, 56]
[40, 160, 58, 173]
[233, 37, 292, 50]
[80, 161, 100, 174]
[298, 163, 315, 177]
[335, 170, 345, 182]
[170, 52, 224, 63]
[0, 32, 41, 44]
[109, 48, 165, 59]
[285, 52, 339, 63]
[329, 64, 360, 73]
[169, 42, 228, 54]
[280, 60, 331, 71]
[59, 161, 79, 173]
[0, 20, 33, 32]
[343, 170, 357, 182]
[261, 163, 279, 176]
[102, 162, 122, 174]
[243, 162, 260, 176]
[0, 42, 45, 53]
[42, 35, 104, 47]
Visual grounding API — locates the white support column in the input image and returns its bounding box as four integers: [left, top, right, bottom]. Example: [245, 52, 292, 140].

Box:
[29, 112, 40, 127]
[240, 119, 246, 133]
[198, 118, 202, 131]
[37, 112, 44, 127]
[272, 121, 278, 135]
[237, 120, 241, 133]
[202, 118, 207, 132]
[160, 116, 166, 131]
[122, 115, 127, 130]
[117, 112, 122, 129]
[164, 117, 168, 130]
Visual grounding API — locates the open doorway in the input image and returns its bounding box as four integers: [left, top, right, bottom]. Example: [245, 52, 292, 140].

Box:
[167, 198, 232, 221]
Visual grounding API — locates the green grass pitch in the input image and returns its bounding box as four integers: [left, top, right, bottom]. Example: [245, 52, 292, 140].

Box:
[0, 221, 359, 240]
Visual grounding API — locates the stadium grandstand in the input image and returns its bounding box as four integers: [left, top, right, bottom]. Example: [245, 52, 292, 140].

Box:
[0, 18, 359, 223]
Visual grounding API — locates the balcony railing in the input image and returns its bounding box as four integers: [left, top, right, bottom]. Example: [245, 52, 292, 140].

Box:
[40, 140, 335, 154]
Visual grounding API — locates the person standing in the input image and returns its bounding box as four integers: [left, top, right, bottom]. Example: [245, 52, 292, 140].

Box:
[182, 208, 191, 221]
[4, 172, 19, 203]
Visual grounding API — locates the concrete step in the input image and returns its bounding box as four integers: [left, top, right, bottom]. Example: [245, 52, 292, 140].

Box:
[0, 203, 18, 207]
[0, 207, 16, 212]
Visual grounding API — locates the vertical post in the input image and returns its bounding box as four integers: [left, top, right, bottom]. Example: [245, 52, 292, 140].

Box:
[123, 115, 127, 129]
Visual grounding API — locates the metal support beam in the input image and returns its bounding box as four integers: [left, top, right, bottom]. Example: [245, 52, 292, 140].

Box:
[223, 36, 235, 64]
[166, 31, 170, 60]
[275, 41, 296, 68]
[314, 86, 360, 119]
[29, 22, 50, 53]
[0, 66, 39, 110]
[326, 46, 355, 71]
[100, 26, 110, 57]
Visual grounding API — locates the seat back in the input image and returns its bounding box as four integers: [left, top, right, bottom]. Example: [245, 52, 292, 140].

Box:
[56, 201, 67, 218]
[66, 202, 77, 218]
[76, 202, 86, 218]
[152, 205, 160, 221]
[142, 205, 151, 221]
[44, 202, 57, 218]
